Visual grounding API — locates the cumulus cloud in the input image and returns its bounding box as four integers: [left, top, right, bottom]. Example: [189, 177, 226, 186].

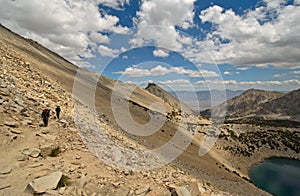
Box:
[130, 0, 196, 50]
[194, 79, 300, 91]
[159, 79, 190, 85]
[224, 71, 240, 75]
[96, 0, 130, 9]
[98, 45, 119, 57]
[113, 65, 219, 78]
[89, 32, 110, 44]
[195, 0, 300, 68]
[195, 80, 237, 85]
[153, 49, 169, 57]
[0, 0, 129, 67]
[292, 70, 300, 74]
[273, 73, 287, 78]
[236, 67, 251, 71]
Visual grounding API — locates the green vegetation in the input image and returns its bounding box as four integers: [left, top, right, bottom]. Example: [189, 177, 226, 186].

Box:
[50, 146, 61, 157]
[220, 129, 300, 156]
[57, 175, 70, 188]
[167, 110, 182, 122]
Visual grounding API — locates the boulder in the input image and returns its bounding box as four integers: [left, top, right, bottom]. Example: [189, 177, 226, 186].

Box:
[23, 148, 41, 158]
[10, 129, 22, 134]
[146, 188, 170, 196]
[0, 166, 12, 175]
[27, 171, 63, 194]
[4, 121, 19, 128]
[16, 154, 28, 161]
[168, 185, 192, 196]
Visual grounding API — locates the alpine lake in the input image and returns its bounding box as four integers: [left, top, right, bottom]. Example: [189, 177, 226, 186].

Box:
[249, 157, 300, 196]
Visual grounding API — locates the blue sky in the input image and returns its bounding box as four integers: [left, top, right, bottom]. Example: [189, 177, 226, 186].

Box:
[0, 0, 299, 91]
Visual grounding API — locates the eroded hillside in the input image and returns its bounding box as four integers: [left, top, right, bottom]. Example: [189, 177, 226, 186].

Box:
[0, 24, 233, 195]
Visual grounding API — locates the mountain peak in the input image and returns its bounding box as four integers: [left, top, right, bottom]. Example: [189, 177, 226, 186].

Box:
[145, 83, 194, 114]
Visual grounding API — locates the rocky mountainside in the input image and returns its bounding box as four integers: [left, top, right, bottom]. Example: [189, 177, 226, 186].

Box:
[145, 83, 194, 114]
[201, 89, 284, 119]
[0, 23, 270, 195]
[258, 88, 300, 121]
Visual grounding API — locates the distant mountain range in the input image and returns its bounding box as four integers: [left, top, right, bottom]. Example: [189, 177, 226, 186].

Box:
[170, 90, 244, 112]
[258, 88, 300, 121]
[201, 88, 300, 124]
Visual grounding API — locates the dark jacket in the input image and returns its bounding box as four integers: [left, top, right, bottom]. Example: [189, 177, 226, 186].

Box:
[42, 109, 50, 119]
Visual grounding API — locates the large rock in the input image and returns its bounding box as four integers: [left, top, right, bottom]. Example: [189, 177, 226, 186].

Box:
[145, 188, 170, 196]
[168, 185, 192, 196]
[4, 120, 19, 128]
[27, 171, 63, 194]
[10, 129, 22, 134]
[23, 148, 41, 158]
[0, 166, 12, 175]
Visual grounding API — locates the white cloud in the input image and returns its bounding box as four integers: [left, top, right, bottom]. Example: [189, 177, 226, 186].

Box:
[0, 0, 129, 67]
[224, 71, 240, 75]
[89, 32, 110, 44]
[196, 1, 300, 68]
[273, 73, 287, 78]
[137, 0, 195, 28]
[159, 79, 190, 85]
[236, 67, 250, 71]
[237, 79, 300, 87]
[114, 65, 219, 78]
[194, 79, 300, 91]
[128, 78, 300, 91]
[98, 45, 119, 57]
[96, 0, 130, 9]
[153, 49, 169, 58]
[188, 70, 219, 78]
[195, 80, 237, 85]
[130, 0, 196, 50]
[292, 70, 300, 74]
[113, 65, 171, 77]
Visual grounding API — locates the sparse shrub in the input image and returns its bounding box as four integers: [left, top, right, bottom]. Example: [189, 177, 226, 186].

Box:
[58, 175, 70, 188]
[50, 146, 61, 157]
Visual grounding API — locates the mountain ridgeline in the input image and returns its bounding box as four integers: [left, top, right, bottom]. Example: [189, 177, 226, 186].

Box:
[145, 83, 194, 114]
[201, 88, 300, 126]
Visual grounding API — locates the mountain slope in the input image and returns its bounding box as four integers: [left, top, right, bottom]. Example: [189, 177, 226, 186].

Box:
[0, 23, 268, 195]
[145, 83, 194, 114]
[201, 89, 284, 119]
[258, 88, 300, 121]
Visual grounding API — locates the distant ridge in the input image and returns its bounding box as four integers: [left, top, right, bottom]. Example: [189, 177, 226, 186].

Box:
[201, 88, 284, 119]
[170, 90, 244, 112]
[258, 88, 300, 121]
[145, 83, 194, 114]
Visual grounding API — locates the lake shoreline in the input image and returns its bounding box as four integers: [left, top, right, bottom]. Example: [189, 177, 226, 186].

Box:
[249, 157, 300, 196]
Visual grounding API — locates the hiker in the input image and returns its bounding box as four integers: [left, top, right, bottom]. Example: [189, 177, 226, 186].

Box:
[41, 108, 50, 127]
[55, 106, 61, 119]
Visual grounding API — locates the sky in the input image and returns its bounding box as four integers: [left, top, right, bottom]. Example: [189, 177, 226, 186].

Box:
[0, 0, 300, 91]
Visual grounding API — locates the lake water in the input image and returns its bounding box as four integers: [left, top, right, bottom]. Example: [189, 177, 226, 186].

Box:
[249, 157, 300, 196]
